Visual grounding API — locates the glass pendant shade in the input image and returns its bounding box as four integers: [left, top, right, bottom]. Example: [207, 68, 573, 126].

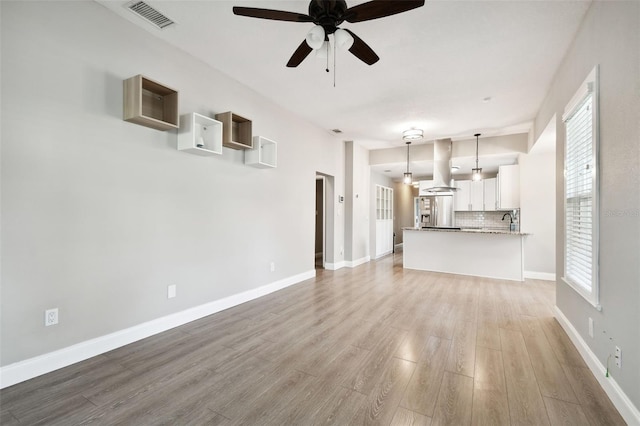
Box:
[403, 172, 413, 185]
[472, 168, 482, 181]
[306, 25, 325, 49]
[315, 41, 329, 59]
[334, 28, 354, 50]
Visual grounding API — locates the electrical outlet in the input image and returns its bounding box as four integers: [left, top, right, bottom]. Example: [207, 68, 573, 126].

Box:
[588, 317, 594, 338]
[45, 308, 59, 326]
[615, 346, 621, 368]
[270, 262, 275, 272]
[167, 284, 177, 299]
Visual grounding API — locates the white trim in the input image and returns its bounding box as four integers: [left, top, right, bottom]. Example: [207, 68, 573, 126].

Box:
[554, 306, 640, 425]
[373, 250, 393, 260]
[344, 256, 371, 268]
[0, 270, 315, 389]
[395, 242, 404, 249]
[524, 271, 556, 281]
[324, 261, 345, 270]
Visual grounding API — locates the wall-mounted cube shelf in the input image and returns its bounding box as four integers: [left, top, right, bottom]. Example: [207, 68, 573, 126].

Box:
[215, 111, 252, 150]
[245, 136, 277, 168]
[177, 113, 223, 156]
[123, 75, 179, 131]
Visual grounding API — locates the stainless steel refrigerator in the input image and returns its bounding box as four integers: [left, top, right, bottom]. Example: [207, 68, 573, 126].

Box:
[414, 194, 455, 228]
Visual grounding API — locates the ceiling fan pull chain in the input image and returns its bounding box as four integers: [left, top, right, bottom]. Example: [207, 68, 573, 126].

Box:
[333, 40, 337, 87]
[326, 41, 330, 73]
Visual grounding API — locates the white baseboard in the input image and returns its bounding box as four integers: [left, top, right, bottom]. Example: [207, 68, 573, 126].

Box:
[524, 271, 556, 281]
[324, 261, 345, 270]
[345, 256, 370, 268]
[554, 306, 640, 425]
[0, 269, 316, 389]
[325, 256, 371, 270]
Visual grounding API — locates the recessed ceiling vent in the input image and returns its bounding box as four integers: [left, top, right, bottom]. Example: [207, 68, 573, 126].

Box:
[127, 1, 175, 29]
[331, 129, 343, 134]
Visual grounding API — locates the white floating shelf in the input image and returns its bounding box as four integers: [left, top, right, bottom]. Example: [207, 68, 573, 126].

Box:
[245, 136, 277, 168]
[177, 113, 223, 156]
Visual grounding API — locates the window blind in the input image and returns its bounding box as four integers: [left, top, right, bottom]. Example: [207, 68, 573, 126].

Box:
[564, 85, 597, 300]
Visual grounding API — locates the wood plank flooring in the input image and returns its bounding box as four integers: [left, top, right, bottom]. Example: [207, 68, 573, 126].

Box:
[0, 252, 626, 425]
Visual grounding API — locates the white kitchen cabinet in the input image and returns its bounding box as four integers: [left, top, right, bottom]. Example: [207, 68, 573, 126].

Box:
[498, 165, 520, 209]
[375, 185, 393, 258]
[454, 180, 470, 211]
[470, 180, 484, 211]
[484, 178, 497, 211]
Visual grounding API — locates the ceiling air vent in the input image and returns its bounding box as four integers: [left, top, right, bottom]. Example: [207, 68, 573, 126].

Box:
[331, 129, 343, 134]
[127, 1, 175, 29]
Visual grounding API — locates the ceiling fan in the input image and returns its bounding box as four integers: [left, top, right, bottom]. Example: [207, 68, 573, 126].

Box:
[233, 0, 425, 67]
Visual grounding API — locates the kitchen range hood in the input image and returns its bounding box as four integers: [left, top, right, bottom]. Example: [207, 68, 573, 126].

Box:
[423, 138, 458, 193]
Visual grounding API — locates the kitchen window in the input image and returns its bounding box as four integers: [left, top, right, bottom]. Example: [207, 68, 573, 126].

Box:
[562, 66, 600, 309]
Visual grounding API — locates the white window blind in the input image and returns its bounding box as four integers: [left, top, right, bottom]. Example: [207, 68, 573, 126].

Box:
[562, 66, 599, 309]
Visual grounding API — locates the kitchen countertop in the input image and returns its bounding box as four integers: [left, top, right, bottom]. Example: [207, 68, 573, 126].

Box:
[403, 227, 529, 236]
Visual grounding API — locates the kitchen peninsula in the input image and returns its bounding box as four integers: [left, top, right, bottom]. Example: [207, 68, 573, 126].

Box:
[403, 227, 527, 281]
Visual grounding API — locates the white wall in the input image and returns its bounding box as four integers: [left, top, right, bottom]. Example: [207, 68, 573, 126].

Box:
[519, 133, 556, 278]
[344, 142, 370, 264]
[533, 1, 640, 416]
[0, 2, 345, 367]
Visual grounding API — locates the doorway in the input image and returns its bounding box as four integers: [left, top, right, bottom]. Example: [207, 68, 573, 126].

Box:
[315, 176, 325, 269]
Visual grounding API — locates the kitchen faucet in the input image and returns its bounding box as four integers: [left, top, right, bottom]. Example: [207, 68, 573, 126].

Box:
[502, 212, 516, 231]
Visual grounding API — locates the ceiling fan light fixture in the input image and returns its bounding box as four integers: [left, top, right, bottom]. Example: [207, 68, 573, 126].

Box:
[403, 128, 423, 140]
[315, 40, 330, 59]
[334, 28, 354, 50]
[305, 25, 325, 49]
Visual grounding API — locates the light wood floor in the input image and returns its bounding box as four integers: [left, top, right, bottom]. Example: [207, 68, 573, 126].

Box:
[0, 252, 626, 425]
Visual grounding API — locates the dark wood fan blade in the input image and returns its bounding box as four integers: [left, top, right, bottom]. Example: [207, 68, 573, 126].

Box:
[233, 7, 313, 22]
[343, 29, 379, 65]
[344, 0, 425, 23]
[286, 40, 313, 67]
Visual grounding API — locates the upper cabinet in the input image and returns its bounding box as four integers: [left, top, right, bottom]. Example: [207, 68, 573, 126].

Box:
[454, 178, 496, 211]
[123, 75, 179, 131]
[470, 180, 484, 211]
[215, 111, 253, 150]
[484, 178, 497, 211]
[454, 180, 470, 211]
[497, 165, 520, 209]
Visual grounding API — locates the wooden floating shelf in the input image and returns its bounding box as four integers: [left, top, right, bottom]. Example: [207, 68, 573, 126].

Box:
[215, 111, 252, 150]
[123, 74, 179, 131]
[177, 113, 223, 156]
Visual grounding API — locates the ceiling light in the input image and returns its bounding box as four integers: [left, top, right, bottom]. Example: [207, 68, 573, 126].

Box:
[316, 40, 330, 59]
[403, 141, 413, 184]
[472, 133, 482, 181]
[402, 128, 423, 140]
[305, 25, 325, 50]
[334, 28, 354, 50]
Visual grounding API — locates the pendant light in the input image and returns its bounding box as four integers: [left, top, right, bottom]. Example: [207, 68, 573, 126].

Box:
[403, 141, 413, 184]
[472, 133, 482, 181]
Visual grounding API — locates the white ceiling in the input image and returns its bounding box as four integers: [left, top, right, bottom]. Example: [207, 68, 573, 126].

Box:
[97, 0, 586, 171]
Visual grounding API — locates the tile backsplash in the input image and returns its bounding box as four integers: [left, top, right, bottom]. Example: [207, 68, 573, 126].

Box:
[455, 210, 520, 231]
